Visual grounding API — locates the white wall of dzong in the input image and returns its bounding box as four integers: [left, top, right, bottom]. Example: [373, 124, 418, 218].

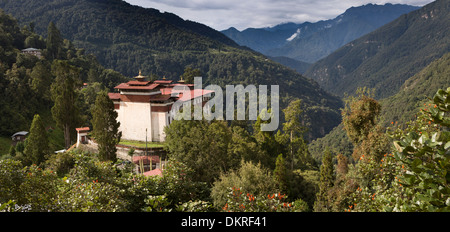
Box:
[151, 111, 168, 142]
[117, 101, 153, 142]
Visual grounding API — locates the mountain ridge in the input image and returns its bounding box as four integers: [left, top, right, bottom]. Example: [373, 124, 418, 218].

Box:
[305, 0, 450, 99]
[221, 3, 419, 63]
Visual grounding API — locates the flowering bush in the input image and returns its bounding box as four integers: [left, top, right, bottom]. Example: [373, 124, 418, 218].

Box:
[58, 178, 126, 212]
[220, 187, 307, 212]
[0, 160, 60, 212]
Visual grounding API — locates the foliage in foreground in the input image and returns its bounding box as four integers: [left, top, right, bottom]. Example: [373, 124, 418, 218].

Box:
[314, 87, 450, 212]
[0, 151, 209, 212]
[351, 87, 450, 212]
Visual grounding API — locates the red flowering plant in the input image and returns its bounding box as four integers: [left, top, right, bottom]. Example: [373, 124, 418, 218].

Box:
[221, 186, 300, 212]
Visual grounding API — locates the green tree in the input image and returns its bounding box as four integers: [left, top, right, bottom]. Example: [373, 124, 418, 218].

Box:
[181, 66, 202, 84]
[23, 114, 49, 165]
[164, 118, 238, 184]
[273, 154, 288, 193]
[227, 126, 265, 165]
[342, 88, 381, 146]
[51, 60, 82, 148]
[253, 109, 283, 170]
[92, 91, 121, 162]
[79, 82, 107, 124]
[314, 147, 335, 212]
[281, 99, 314, 169]
[8, 145, 16, 157]
[46, 22, 64, 60]
[30, 61, 52, 102]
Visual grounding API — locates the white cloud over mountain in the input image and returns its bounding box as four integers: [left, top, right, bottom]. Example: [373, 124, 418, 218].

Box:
[125, 0, 434, 30]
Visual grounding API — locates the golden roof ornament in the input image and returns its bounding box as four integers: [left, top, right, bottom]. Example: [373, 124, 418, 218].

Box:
[178, 75, 185, 83]
[135, 70, 145, 81]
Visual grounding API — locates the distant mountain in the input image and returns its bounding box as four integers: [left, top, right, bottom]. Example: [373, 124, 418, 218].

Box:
[0, 0, 344, 139]
[305, 0, 450, 99]
[221, 23, 299, 54]
[221, 4, 419, 63]
[268, 56, 311, 74]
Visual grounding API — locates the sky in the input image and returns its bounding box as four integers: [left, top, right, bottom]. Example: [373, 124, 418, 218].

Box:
[124, 0, 435, 31]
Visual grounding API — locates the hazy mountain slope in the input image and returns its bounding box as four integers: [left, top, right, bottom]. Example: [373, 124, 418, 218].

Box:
[221, 25, 296, 54]
[380, 52, 450, 126]
[308, 51, 450, 162]
[305, 0, 450, 99]
[268, 56, 311, 74]
[0, 0, 344, 139]
[222, 4, 419, 63]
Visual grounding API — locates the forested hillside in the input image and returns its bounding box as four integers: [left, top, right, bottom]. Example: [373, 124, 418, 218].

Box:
[268, 56, 311, 74]
[305, 0, 449, 99]
[0, 0, 344, 139]
[380, 52, 450, 127]
[309, 51, 450, 163]
[0, 9, 127, 152]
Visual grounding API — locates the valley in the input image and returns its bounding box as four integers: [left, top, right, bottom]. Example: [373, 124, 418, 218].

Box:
[0, 0, 448, 215]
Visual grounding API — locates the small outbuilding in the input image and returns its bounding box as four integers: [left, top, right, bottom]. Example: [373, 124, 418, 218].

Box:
[76, 127, 90, 147]
[11, 131, 28, 144]
[21, 48, 42, 59]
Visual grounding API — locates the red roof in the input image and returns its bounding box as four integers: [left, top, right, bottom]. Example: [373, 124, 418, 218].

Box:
[76, 127, 90, 132]
[153, 80, 173, 84]
[115, 83, 159, 90]
[160, 87, 173, 95]
[127, 81, 151, 86]
[177, 89, 214, 101]
[108, 93, 121, 100]
[132, 156, 160, 165]
[143, 168, 163, 177]
[149, 94, 172, 101]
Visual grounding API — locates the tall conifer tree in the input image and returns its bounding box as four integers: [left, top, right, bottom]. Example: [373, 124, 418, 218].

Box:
[46, 22, 64, 60]
[273, 154, 288, 193]
[92, 91, 121, 162]
[24, 114, 49, 165]
[314, 147, 335, 212]
[51, 60, 81, 148]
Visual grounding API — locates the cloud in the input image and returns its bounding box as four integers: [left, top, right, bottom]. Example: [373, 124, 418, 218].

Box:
[124, 0, 434, 30]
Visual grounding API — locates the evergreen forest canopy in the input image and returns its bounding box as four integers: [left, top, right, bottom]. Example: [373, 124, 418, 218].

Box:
[0, 0, 344, 140]
[0, 9, 127, 145]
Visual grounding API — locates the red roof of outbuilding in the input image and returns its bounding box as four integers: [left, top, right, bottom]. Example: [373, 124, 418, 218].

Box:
[76, 127, 90, 132]
[132, 156, 160, 165]
[144, 168, 163, 177]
